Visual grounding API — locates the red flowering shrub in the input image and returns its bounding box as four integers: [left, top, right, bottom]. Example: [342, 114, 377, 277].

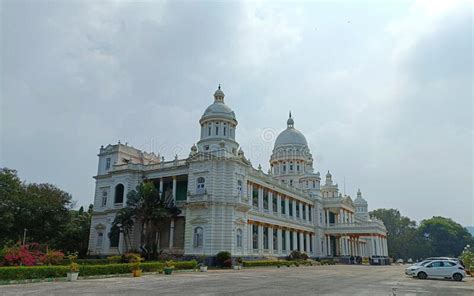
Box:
[2, 243, 43, 266]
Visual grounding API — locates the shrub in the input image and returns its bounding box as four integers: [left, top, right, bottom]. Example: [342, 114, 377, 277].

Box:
[40, 250, 65, 266]
[122, 253, 142, 263]
[0, 260, 198, 281]
[216, 251, 231, 267]
[223, 258, 232, 268]
[287, 250, 308, 261]
[107, 255, 123, 264]
[2, 244, 43, 266]
[242, 260, 296, 267]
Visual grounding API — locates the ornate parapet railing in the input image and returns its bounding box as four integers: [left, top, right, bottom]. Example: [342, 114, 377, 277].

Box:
[325, 221, 387, 236]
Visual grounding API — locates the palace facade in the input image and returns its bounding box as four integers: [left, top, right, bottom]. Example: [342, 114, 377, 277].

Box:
[88, 86, 389, 261]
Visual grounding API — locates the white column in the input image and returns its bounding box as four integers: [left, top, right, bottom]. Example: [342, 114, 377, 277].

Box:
[325, 210, 329, 225]
[248, 184, 253, 206]
[293, 231, 298, 250]
[277, 228, 282, 255]
[285, 230, 290, 253]
[306, 233, 310, 254]
[292, 200, 297, 219]
[327, 235, 331, 256]
[268, 191, 273, 213]
[169, 218, 175, 249]
[299, 232, 304, 252]
[277, 194, 281, 215]
[159, 178, 164, 196]
[339, 209, 343, 224]
[285, 197, 290, 217]
[269, 227, 274, 253]
[248, 224, 253, 251]
[258, 224, 263, 254]
[304, 204, 308, 222]
[172, 177, 177, 202]
[299, 202, 303, 220]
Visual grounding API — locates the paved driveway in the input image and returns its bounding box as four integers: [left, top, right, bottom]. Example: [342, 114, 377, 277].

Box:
[1, 265, 473, 296]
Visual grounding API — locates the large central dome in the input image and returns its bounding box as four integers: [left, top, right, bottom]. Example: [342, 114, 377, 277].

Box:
[274, 113, 308, 147]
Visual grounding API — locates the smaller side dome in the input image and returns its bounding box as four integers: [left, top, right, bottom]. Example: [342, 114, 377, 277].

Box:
[354, 188, 368, 205]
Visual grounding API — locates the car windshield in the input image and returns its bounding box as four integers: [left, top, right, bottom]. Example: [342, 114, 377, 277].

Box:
[416, 260, 431, 266]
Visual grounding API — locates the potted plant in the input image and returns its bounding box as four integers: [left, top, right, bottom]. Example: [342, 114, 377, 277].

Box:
[129, 254, 143, 277]
[164, 260, 175, 275]
[66, 254, 79, 281]
[198, 255, 208, 272]
[233, 257, 243, 270]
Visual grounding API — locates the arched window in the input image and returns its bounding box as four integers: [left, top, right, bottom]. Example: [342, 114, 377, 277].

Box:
[114, 184, 124, 204]
[196, 177, 205, 194]
[236, 228, 242, 248]
[193, 227, 203, 248]
[96, 232, 103, 248]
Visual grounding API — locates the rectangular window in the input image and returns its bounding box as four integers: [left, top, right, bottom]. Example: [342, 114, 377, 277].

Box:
[252, 224, 258, 250]
[208, 126, 211, 136]
[101, 191, 107, 206]
[282, 231, 286, 251]
[273, 229, 278, 250]
[296, 202, 300, 218]
[309, 207, 312, 221]
[96, 233, 103, 248]
[215, 126, 219, 135]
[281, 198, 286, 214]
[263, 189, 269, 210]
[304, 234, 307, 252]
[302, 204, 306, 220]
[272, 196, 278, 213]
[289, 201, 293, 217]
[263, 227, 269, 249]
[252, 186, 259, 207]
[297, 233, 300, 250]
[223, 126, 226, 136]
[310, 236, 313, 252]
[105, 158, 111, 170]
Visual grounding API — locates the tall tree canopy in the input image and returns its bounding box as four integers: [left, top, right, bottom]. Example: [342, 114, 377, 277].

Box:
[371, 208, 472, 260]
[0, 168, 92, 256]
[418, 216, 473, 257]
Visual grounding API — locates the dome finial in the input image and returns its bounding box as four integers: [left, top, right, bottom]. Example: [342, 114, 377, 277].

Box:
[214, 84, 225, 102]
[287, 111, 294, 128]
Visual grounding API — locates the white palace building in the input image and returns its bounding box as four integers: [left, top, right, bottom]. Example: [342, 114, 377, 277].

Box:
[88, 86, 389, 262]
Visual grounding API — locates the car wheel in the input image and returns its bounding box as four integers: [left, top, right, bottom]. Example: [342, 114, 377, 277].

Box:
[453, 273, 463, 282]
[417, 271, 427, 280]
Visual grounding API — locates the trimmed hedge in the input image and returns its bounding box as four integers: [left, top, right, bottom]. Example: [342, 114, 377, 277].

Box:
[242, 260, 312, 267]
[0, 260, 198, 281]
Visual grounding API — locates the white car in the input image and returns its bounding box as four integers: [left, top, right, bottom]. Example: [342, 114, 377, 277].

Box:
[405, 260, 466, 281]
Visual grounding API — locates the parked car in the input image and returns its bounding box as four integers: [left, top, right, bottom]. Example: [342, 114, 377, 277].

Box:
[407, 258, 413, 264]
[405, 260, 465, 281]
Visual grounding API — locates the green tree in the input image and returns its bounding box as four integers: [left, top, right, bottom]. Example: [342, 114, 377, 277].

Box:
[418, 216, 473, 257]
[0, 168, 79, 252]
[370, 208, 428, 260]
[53, 205, 93, 257]
[0, 168, 23, 246]
[112, 181, 180, 259]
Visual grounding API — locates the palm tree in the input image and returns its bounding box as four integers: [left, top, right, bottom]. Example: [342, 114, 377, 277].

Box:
[112, 181, 181, 259]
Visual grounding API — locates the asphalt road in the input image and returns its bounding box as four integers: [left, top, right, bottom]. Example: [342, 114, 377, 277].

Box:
[1, 265, 473, 296]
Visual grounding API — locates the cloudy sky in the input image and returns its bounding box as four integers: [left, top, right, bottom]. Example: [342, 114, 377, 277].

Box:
[1, 0, 472, 226]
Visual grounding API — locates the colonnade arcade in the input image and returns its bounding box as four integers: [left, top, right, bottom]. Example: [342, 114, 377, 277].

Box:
[247, 220, 315, 256]
[325, 234, 388, 257]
